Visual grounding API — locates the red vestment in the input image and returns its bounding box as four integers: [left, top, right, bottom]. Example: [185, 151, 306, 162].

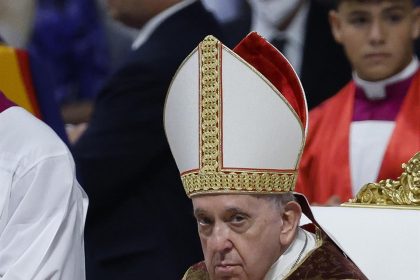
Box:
[296, 71, 420, 204]
[183, 230, 367, 280]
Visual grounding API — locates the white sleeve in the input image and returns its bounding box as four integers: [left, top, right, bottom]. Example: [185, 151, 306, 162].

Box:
[0, 152, 88, 280]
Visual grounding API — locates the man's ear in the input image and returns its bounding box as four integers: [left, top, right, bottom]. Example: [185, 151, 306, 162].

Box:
[329, 10, 343, 44]
[279, 201, 302, 247]
[411, 7, 420, 40]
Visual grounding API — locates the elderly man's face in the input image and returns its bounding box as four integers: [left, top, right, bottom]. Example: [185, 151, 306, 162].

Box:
[192, 194, 295, 280]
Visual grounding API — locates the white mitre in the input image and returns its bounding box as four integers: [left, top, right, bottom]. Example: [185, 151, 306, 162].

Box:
[164, 32, 308, 197]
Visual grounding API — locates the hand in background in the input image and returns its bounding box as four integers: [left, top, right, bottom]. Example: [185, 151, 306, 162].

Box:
[66, 123, 88, 144]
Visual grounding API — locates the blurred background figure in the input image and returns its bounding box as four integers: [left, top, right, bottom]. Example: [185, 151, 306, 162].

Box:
[0, 37, 67, 141]
[73, 0, 228, 279]
[0, 0, 67, 141]
[297, 0, 420, 205]
[0, 0, 110, 140]
[28, 0, 109, 125]
[202, 0, 251, 47]
[95, 0, 138, 71]
[0, 0, 34, 48]
[245, 0, 352, 109]
[202, 0, 244, 22]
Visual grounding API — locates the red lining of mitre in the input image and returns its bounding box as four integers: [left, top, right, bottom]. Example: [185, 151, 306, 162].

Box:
[233, 32, 307, 127]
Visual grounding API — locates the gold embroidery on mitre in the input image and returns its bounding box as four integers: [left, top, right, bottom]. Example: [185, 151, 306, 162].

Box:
[200, 35, 221, 173]
[346, 152, 420, 207]
[182, 171, 297, 197]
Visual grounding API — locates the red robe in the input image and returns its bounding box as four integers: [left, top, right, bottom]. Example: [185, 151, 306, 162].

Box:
[296, 71, 420, 204]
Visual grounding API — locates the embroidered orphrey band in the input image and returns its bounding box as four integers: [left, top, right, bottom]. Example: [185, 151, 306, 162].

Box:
[182, 171, 297, 196]
[181, 35, 298, 197]
[199, 36, 220, 173]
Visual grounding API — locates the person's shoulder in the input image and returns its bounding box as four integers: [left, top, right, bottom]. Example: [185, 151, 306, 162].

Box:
[0, 107, 69, 157]
[182, 261, 210, 280]
[287, 227, 368, 280]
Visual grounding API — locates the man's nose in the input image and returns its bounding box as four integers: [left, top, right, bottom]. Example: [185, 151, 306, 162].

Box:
[208, 225, 233, 253]
[369, 19, 386, 45]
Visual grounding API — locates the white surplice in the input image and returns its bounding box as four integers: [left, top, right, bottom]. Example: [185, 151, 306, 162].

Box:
[349, 58, 419, 194]
[0, 106, 88, 279]
[264, 228, 316, 280]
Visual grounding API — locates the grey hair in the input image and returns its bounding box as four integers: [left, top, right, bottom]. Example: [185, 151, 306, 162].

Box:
[254, 192, 296, 210]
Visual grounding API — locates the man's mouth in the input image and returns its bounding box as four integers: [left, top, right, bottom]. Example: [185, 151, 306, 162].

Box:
[364, 52, 391, 61]
[215, 263, 240, 275]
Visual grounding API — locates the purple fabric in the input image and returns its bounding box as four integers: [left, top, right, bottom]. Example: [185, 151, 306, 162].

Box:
[28, 0, 109, 104]
[352, 76, 412, 121]
[0, 91, 16, 112]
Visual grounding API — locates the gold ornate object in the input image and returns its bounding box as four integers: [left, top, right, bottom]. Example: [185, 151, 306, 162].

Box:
[345, 152, 420, 208]
[182, 171, 297, 196]
[179, 35, 299, 197]
[199, 36, 221, 174]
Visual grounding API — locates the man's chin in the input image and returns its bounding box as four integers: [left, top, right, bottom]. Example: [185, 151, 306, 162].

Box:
[358, 66, 395, 81]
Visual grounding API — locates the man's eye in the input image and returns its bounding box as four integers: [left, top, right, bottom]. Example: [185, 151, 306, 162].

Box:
[197, 217, 212, 226]
[349, 16, 369, 26]
[386, 13, 403, 24]
[231, 215, 246, 224]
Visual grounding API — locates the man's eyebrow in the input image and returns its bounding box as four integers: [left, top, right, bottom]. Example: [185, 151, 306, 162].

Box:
[383, 6, 406, 13]
[225, 207, 249, 216]
[346, 10, 369, 17]
[194, 207, 246, 215]
[194, 208, 207, 216]
[225, 207, 243, 213]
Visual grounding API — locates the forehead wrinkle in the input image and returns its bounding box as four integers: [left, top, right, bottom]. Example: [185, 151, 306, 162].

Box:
[341, 2, 409, 16]
[382, 4, 412, 14]
[344, 0, 411, 7]
[194, 203, 257, 217]
[224, 207, 247, 214]
[344, 0, 410, 3]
